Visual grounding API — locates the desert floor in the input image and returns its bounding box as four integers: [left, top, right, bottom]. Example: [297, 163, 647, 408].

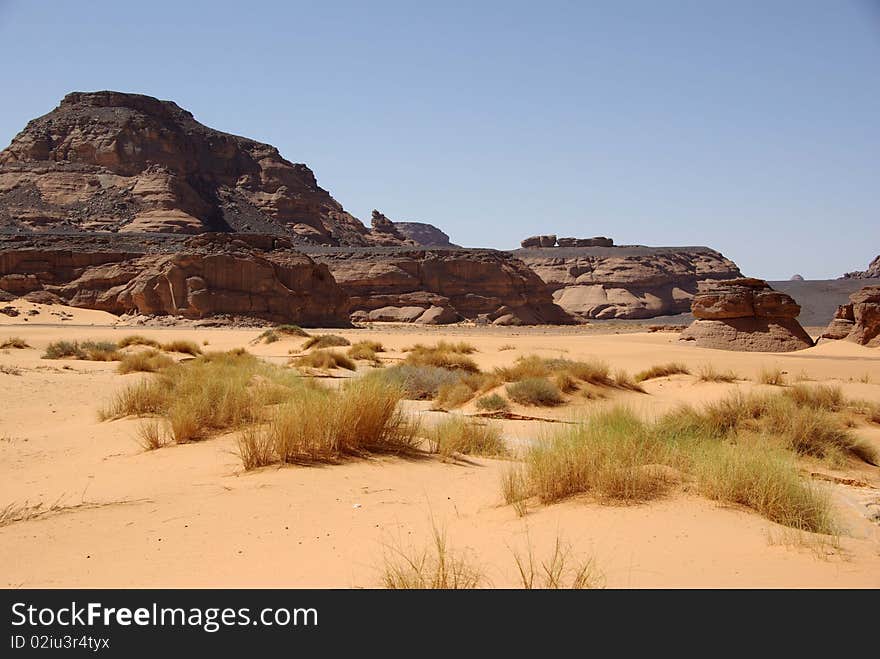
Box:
[1, 300, 879, 588]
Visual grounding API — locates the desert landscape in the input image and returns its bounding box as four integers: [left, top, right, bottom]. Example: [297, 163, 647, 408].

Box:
[1, 90, 879, 590]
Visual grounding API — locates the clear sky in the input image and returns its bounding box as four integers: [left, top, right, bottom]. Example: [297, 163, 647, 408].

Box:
[1, 0, 878, 279]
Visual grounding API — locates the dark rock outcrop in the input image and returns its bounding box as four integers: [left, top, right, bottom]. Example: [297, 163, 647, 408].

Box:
[516, 245, 742, 320]
[680, 278, 813, 351]
[0, 233, 350, 325]
[520, 235, 557, 248]
[307, 247, 572, 325]
[843, 255, 880, 280]
[820, 286, 880, 347]
[0, 91, 411, 246]
[393, 221, 458, 247]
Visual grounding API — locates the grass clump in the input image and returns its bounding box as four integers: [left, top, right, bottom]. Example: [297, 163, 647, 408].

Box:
[784, 383, 844, 411]
[367, 365, 461, 400]
[426, 417, 507, 459]
[255, 330, 280, 344]
[43, 340, 120, 361]
[475, 393, 509, 413]
[697, 364, 738, 383]
[634, 362, 690, 382]
[276, 324, 310, 337]
[512, 537, 604, 589]
[0, 337, 29, 349]
[506, 377, 564, 407]
[238, 378, 418, 466]
[382, 524, 482, 589]
[303, 334, 350, 350]
[160, 340, 202, 356]
[117, 350, 174, 374]
[135, 420, 166, 451]
[758, 368, 786, 386]
[347, 340, 385, 363]
[403, 342, 479, 373]
[516, 403, 837, 533]
[117, 335, 160, 349]
[291, 350, 356, 371]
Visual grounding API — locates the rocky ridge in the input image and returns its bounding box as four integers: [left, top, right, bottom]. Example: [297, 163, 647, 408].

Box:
[820, 285, 880, 347]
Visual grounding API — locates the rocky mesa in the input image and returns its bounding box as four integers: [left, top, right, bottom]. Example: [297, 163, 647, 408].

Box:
[514, 243, 742, 320]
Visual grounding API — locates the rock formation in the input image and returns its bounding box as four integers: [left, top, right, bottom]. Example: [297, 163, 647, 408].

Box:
[843, 255, 880, 280]
[0, 233, 350, 325]
[306, 247, 572, 325]
[820, 286, 880, 347]
[393, 221, 458, 247]
[0, 91, 408, 246]
[516, 245, 742, 320]
[790, 274, 804, 281]
[521, 235, 558, 248]
[679, 278, 814, 351]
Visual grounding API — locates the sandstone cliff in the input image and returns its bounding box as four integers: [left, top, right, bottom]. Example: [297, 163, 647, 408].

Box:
[0, 91, 407, 246]
[0, 233, 350, 325]
[515, 246, 742, 320]
[306, 247, 572, 325]
[843, 255, 880, 280]
[680, 278, 813, 352]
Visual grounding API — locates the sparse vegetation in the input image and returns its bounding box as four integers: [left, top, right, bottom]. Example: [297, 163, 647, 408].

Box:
[403, 342, 479, 373]
[366, 365, 461, 400]
[506, 377, 564, 406]
[160, 340, 202, 356]
[498, 344, 515, 351]
[634, 362, 690, 382]
[276, 324, 310, 337]
[0, 364, 22, 375]
[697, 364, 738, 383]
[255, 330, 280, 344]
[291, 350, 356, 371]
[475, 393, 509, 412]
[500, 465, 530, 516]
[0, 337, 29, 349]
[426, 417, 507, 459]
[117, 350, 174, 374]
[135, 419, 166, 451]
[237, 378, 419, 466]
[303, 334, 350, 350]
[511, 537, 604, 589]
[43, 340, 121, 361]
[117, 335, 160, 349]
[758, 367, 786, 386]
[382, 524, 483, 589]
[347, 340, 385, 363]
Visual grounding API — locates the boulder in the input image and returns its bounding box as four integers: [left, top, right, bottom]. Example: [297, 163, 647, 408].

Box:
[680, 279, 813, 352]
[821, 285, 880, 346]
[520, 235, 557, 248]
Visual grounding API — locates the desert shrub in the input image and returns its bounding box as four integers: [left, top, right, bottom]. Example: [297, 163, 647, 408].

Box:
[43, 340, 120, 361]
[117, 335, 160, 349]
[613, 369, 645, 392]
[303, 334, 350, 350]
[117, 350, 174, 374]
[292, 350, 356, 371]
[495, 355, 635, 392]
[426, 417, 506, 458]
[554, 372, 579, 394]
[498, 344, 515, 351]
[784, 384, 844, 412]
[160, 340, 202, 356]
[382, 525, 482, 589]
[758, 367, 786, 386]
[347, 341, 384, 363]
[255, 330, 280, 344]
[506, 377, 564, 406]
[136, 419, 165, 451]
[243, 378, 418, 465]
[697, 364, 738, 383]
[0, 337, 29, 349]
[276, 324, 310, 337]
[475, 393, 509, 412]
[100, 380, 170, 420]
[368, 364, 461, 400]
[435, 382, 476, 409]
[634, 362, 690, 382]
[403, 343, 479, 373]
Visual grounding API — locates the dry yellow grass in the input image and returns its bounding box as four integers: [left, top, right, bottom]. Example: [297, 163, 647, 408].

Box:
[347, 340, 384, 363]
[511, 536, 604, 589]
[426, 417, 507, 459]
[381, 524, 483, 589]
[160, 340, 202, 356]
[117, 350, 174, 374]
[506, 377, 564, 406]
[117, 335, 160, 349]
[758, 367, 787, 386]
[303, 334, 350, 350]
[0, 337, 29, 349]
[43, 340, 120, 361]
[403, 342, 480, 373]
[697, 364, 738, 383]
[291, 350, 356, 371]
[634, 362, 690, 382]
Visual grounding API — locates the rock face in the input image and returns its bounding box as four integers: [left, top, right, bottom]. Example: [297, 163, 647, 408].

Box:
[680, 278, 814, 351]
[0, 91, 411, 246]
[393, 221, 458, 247]
[0, 233, 350, 325]
[820, 286, 880, 347]
[516, 245, 742, 320]
[843, 255, 880, 280]
[521, 235, 557, 248]
[306, 247, 572, 325]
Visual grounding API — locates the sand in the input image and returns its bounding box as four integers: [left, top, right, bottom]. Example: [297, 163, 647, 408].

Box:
[1, 303, 879, 588]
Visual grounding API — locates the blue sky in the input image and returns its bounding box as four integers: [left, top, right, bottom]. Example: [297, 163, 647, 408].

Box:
[1, 0, 878, 278]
